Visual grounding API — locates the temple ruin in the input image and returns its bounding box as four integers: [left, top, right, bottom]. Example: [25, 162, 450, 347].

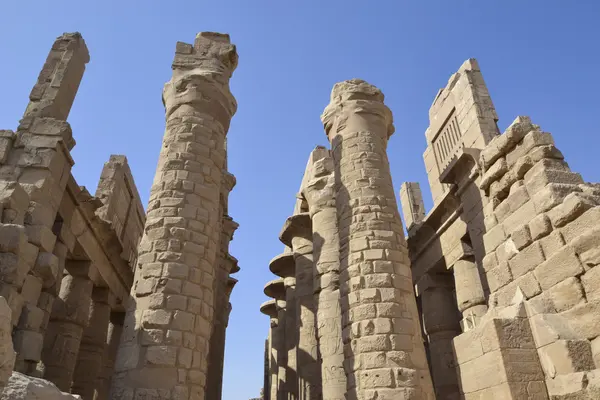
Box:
[1, 29, 600, 400]
[261, 59, 600, 400]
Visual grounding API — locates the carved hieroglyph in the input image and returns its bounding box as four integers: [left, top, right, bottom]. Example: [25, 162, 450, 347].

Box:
[110, 32, 237, 400]
[322, 79, 435, 399]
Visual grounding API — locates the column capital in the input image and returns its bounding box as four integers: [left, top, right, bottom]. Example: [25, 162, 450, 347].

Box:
[260, 299, 278, 319]
[225, 277, 238, 297]
[264, 278, 286, 301]
[224, 253, 239, 274]
[279, 212, 312, 247]
[221, 171, 237, 194]
[321, 79, 394, 141]
[222, 215, 239, 238]
[269, 253, 296, 278]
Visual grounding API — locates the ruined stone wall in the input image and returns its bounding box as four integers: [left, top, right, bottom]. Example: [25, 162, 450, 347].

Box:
[451, 114, 600, 398]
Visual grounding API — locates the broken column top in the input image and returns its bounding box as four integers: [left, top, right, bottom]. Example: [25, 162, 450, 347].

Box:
[24, 31, 90, 121]
[173, 31, 238, 78]
[321, 78, 394, 138]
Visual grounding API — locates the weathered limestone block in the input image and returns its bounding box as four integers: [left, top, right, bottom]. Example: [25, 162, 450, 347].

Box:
[110, 32, 238, 400]
[0, 296, 15, 396]
[322, 79, 434, 399]
[1, 372, 81, 400]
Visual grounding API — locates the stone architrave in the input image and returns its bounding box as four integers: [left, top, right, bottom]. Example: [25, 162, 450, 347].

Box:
[321, 79, 435, 399]
[302, 148, 346, 400]
[269, 252, 297, 399]
[453, 257, 487, 330]
[41, 260, 93, 392]
[280, 213, 321, 400]
[71, 286, 111, 399]
[109, 32, 238, 400]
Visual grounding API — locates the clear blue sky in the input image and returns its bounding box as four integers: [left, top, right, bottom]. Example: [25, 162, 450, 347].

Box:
[2, 1, 600, 398]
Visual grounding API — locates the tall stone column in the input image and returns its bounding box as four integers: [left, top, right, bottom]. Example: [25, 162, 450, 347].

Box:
[71, 286, 111, 399]
[419, 275, 461, 399]
[269, 252, 297, 399]
[321, 79, 434, 399]
[206, 215, 238, 400]
[96, 311, 125, 400]
[280, 213, 321, 400]
[110, 32, 237, 400]
[41, 260, 93, 392]
[260, 299, 280, 400]
[265, 278, 289, 400]
[453, 257, 487, 331]
[263, 338, 270, 400]
[302, 148, 346, 400]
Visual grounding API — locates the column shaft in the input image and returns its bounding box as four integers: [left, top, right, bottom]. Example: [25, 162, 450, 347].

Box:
[72, 287, 111, 399]
[96, 312, 125, 400]
[41, 261, 93, 392]
[292, 236, 321, 400]
[110, 32, 237, 400]
[322, 79, 434, 399]
[283, 276, 298, 399]
[275, 302, 287, 400]
[453, 258, 487, 331]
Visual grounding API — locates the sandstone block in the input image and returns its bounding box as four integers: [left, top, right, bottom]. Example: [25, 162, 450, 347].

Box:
[525, 164, 583, 194]
[560, 299, 600, 339]
[508, 241, 544, 279]
[20, 275, 42, 305]
[510, 224, 532, 251]
[1, 372, 81, 399]
[32, 252, 59, 288]
[547, 193, 596, 228]
[502, 200, 536, 235]
[531, 183, 581, 213]
[560, 207, 600, 244]
[487, 262, 513, 292]
[0, 224, 26, 254]
[12, 330, 43, 361]
[582, 267, 600, 301]
[483, 224, 506, 253]
[534, 245, 583, 290]
[539, 339, 595, 377]
[480, 157, 507, 192]
[538, 230, 565, 259]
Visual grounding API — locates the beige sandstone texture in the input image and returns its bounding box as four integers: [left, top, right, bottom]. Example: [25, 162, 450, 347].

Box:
[261, 57, 600, 400]
[4, 29, 600, 400]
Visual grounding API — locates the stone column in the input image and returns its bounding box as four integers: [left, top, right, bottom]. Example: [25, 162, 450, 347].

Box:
[264, 279, 288, 400]
[260, 299, 280, 400]
[321, 79, 434, 399]
[419, 275, 461, 399]
[71, 286, 111, 399]
[41, 260, 93, 392]
[302, 148, 346, 400]
[110, 32, 238, 400]
[96, 311, 125, 400]
[280, 213, 321, 400]
[269, 252, 297, 399]
[453, 257, 487, 331]
[263, 338, 270, 400]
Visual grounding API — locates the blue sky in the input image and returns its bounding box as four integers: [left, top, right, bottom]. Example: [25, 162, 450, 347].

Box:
[2, 1, 600, 398]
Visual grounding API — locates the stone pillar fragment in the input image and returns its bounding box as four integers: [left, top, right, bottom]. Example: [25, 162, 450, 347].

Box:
[95, 312, 124, 400]
[302, 147, 346, 400]
[71, 287, 111, 400]
[41, 260, 93, 392]
[321, 79, 434, 399]
[110, 32, 238, 400]
[419, 274, 461, 400]
[264, 279, 287, 400]
[280, 213, 321, 400]
[269, 252, 297, 399]
[453, 257, 487, 331]
[260, 299, 280, 400]
[399, 182, 426, 234]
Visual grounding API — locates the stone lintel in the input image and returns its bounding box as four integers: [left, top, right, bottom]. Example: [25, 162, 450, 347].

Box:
[264, 278, 286, 300]
[269, 253, 296, 278]
[439, 147, 482, 185]
[65, 260, 91, 277]
[279, 212, 312, 247]
[260, 299, 278, 319]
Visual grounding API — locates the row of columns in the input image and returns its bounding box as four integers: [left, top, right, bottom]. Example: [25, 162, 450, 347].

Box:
[37, 258, 125, 399]
[261, 79, 436, 399]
